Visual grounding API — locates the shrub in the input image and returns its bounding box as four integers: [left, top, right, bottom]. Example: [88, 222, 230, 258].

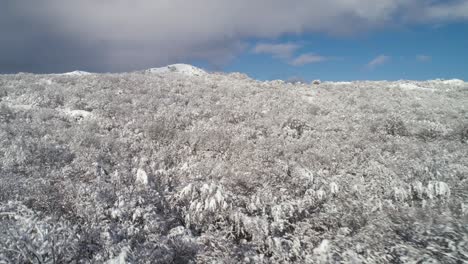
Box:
[454, 123, 468, 143]
[0, 202, 80, 263]
[1, 73, 466, 263]
[415, 121, 450, 141]
[384, 115, 408, 136]
[0, 86, 7, 100]
[0, 104, 14, 123]
[282, 118, 311, 139]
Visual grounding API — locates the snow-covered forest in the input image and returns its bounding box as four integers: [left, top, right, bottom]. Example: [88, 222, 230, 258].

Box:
[0, 65, 467, 263]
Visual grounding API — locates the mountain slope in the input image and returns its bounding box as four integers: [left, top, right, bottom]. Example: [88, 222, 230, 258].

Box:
[0, 68, 467, 263]
[145, 63, 207, 76]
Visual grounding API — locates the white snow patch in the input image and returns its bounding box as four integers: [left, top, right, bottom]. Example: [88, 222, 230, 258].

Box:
[132, 208, 143, 222]
[302, 94, 315, 104]
[393, 82, 435, 91]
[110, 208, 122, 220]
[105, 247, 129, 264]
[313, 239, 331, 261]
[324, 81, 353, 86]
[168, 226, 187, 237]
[135, 168, 148, 186]
[5, 104, 34, 110]
[316, 188, 326, 200]
[315, 239, 330, 254]
[61, 109, 93, 120]
[62, 71, 92, 76]
[438, 79, 465, 86]
[330, 182, 339, 195]
[146, 64, 206, 76]
[426, 181, 450, 199]
[264, 80, 285, 86]
[227, 72, 250, 80]
[39, 79, 54, 85]
[398, 83, 425, 90]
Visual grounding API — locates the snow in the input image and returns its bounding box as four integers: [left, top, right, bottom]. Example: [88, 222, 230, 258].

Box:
[168, 226, 187, 237]
[61, 109, 93, 120]
[321, 80, 465, 89]
[263, 80, 285, 86]
[426, 181, 451, 199]
[323, 81, 352, 86]
[5, 104, 33, 110]
[313, 239, 331, 261]
[396, 83, 430, 90]
[146, 64, 206, 76]
[1, 103, 94, 121]
[330, 182, 339, 195]
[105, 247, 129, 264]
[434, 79, 466, 86]
[39, 79, 54, 85]
[397, 83, 420, 89]
[135, 168, 148, 186]
[62, 71, 92, 76]
[1, 71, 467, 263]
[396, 79, 466, 90]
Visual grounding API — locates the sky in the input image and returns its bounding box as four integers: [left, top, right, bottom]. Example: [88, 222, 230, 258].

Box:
[1, 0, 468, 81]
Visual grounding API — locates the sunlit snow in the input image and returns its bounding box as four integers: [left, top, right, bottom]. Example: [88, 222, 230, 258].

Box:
[146, 64, 206, 76]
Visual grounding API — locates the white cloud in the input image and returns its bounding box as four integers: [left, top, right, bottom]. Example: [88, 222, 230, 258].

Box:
[367, 55, 390, 69]
[289, 53, 327, 66]
[422, 1, 468, 21]
[252, 43, 300, 59]
[3, 0, 468, 71]
[416, 55, 432, 62]
[252, 43, 327, 66]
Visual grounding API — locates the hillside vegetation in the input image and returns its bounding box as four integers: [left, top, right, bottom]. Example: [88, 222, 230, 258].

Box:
[1, 68, 467, 263]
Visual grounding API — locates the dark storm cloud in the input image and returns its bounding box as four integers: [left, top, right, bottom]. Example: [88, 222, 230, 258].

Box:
[1, 0, 468, 73]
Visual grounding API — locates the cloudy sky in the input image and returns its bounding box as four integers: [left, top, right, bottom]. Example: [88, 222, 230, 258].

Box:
[1, 0, 468, 80]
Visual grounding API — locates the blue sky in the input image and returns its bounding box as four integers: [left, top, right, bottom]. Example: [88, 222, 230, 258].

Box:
[1, 1, 468, 81]
[211, 23, 468, 81]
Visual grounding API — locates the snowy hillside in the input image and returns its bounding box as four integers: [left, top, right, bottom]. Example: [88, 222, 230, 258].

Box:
[61, 70, 93, 76]
[0, 68, 467, 263]
[145, 63, 207, 76]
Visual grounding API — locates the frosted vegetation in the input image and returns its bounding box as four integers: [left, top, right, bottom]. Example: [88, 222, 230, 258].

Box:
[0, 65, 467, 263]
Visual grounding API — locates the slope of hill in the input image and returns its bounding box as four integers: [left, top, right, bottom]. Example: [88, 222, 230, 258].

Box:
[145, 64, 207, 76]
[0, 69, 467, 263]
[61, 70, 93, 76]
